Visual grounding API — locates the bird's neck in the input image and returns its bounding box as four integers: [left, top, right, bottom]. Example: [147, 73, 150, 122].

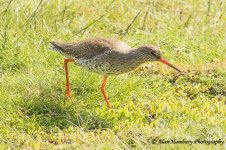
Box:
[126, 48, 149, 65]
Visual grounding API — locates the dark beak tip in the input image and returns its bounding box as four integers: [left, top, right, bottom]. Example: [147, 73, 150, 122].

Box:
[159, 58, 182, 72]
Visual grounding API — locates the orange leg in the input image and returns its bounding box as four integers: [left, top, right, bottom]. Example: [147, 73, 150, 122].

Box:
[64, 58, 74, 98]
[101, 76, 111, 109]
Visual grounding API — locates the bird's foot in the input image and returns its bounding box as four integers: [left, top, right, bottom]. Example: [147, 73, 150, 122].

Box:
[66, 93, 74, 102]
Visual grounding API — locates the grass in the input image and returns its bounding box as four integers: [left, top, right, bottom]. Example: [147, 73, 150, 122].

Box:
[0, 0, 225, 149]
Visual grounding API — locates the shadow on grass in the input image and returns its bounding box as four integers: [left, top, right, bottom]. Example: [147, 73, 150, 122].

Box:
[19, 84, 114, 131]
[72, 83, 98, 98]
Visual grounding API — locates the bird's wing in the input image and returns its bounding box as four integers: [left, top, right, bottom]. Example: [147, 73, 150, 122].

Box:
[51, 38, 132, 59]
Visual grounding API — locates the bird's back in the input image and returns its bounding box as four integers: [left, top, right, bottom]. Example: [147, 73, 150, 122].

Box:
[51, 38, 132, 59]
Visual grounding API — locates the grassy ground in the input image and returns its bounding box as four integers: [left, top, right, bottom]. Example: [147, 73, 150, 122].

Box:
[0, 0, 225, 149]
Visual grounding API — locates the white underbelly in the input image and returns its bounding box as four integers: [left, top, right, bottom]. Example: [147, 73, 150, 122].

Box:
[76, 58, 111, 75]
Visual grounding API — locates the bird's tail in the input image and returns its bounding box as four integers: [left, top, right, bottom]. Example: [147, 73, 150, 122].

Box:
[50, 42, 65, 52]
[50, 41, 75, 58]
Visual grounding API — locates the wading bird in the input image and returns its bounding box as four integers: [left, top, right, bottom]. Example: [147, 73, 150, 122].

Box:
[51, 38, 181, 109]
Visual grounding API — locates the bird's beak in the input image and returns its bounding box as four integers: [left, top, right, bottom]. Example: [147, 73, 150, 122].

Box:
[159, 58, 181, 72]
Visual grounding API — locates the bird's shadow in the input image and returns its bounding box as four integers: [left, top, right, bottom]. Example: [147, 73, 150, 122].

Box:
[19, 84, 114, 131]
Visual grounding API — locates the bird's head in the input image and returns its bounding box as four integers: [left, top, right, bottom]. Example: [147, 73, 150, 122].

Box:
[138, 45, 181, 72]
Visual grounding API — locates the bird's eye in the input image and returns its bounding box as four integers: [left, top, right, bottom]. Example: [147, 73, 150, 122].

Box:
[151, 51, 155, 55]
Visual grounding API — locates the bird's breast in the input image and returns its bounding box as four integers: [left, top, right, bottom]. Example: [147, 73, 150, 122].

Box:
[75, 51, 144, 75]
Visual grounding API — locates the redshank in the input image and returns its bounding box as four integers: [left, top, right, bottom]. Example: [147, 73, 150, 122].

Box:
[51, 38, 181, 109]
